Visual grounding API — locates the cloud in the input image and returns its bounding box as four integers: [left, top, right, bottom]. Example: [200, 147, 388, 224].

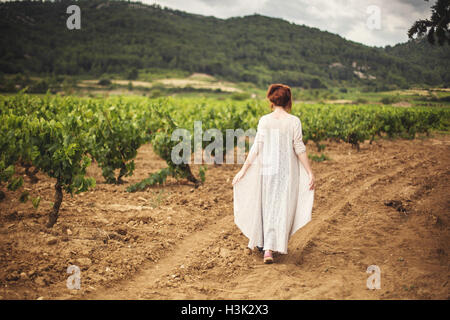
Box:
[143, 0, 433, 47]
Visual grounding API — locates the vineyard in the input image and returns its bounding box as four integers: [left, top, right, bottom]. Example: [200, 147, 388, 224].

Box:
[0, 92, 449, 299]
[1, 92, 449, 229]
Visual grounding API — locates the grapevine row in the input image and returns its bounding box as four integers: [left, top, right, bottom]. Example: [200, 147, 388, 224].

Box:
[1, 93, 448, 227]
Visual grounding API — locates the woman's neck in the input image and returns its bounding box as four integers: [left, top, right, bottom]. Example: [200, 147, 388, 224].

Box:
[272, 106, 288, 113]
[271, 106, 290, 119]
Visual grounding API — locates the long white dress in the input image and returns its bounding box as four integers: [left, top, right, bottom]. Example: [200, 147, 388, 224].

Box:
[233, 113, 314, 254]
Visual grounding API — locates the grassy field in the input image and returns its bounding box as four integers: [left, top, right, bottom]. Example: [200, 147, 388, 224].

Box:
[2, 72, 450, 108]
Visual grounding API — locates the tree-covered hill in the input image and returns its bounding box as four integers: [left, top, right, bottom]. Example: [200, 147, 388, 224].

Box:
[385, 39, 450, 87]
[0, 0, 448, 89]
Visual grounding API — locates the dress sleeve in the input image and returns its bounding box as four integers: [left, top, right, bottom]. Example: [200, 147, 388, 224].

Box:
[293, 118, 306, 155]
[247, 118, 264, 161]
[254, 118, 265, 146]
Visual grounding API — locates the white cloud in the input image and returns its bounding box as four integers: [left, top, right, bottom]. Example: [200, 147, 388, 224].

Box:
[143, 0, 433, 47]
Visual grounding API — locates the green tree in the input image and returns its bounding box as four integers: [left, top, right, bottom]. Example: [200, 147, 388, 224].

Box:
[408, 0, 450, 45]
[127, 68, 139, 80]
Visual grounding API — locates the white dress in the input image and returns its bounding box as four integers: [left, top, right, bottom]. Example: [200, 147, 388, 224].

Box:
[233, 113, 314, 254]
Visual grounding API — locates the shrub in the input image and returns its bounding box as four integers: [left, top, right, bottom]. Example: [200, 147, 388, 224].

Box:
[355, 98, 368, 104]
[98, 78, 112, 86]
[127, 68, 139, 80]
[230, 92, 251, 101]
[381, 96, 400, 105]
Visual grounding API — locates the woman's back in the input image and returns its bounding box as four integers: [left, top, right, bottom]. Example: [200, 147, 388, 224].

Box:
[257, 112, 306, 167]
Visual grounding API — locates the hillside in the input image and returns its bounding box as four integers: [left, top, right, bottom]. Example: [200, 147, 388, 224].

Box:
[0, 0, 448, 89]
[385, 40, 450, 86]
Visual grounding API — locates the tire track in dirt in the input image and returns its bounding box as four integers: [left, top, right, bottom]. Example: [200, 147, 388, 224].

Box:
[72, 214, 237, 299]
[290, 145, 450, 299]
[287, 159, 424, 264]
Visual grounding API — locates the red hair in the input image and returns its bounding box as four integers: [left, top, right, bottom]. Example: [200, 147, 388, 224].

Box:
[266, 83, 292, 112]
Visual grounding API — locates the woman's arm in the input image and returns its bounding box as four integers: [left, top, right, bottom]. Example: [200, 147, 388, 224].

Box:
[232, 139, 261, 185]
[293, 118, 315, 190]
[297, 152, 315, 190]
[240, 143, 259, 173]
[232, 120, 264, 186]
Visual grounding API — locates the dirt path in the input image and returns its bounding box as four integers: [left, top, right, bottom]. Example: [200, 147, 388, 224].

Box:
[77, 214, 237, 299]
[1, 136, 449, 300]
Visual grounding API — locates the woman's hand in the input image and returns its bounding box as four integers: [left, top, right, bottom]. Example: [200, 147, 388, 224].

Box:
[308, 172, 315, 190]
[297, 152, 315, 190]
[232, 169, 246, 186]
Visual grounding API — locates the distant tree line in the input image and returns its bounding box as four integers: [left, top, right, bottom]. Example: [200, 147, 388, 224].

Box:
[0, 0, 448, 88]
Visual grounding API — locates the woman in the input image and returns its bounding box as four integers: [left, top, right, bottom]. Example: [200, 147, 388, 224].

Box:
[232, 84, 315, 264]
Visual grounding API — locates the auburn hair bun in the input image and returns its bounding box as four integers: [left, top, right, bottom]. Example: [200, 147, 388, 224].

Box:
[266, 83, 292, 111]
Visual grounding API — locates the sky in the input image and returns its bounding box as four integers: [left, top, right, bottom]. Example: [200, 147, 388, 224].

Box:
[143, 0, 434, 47]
